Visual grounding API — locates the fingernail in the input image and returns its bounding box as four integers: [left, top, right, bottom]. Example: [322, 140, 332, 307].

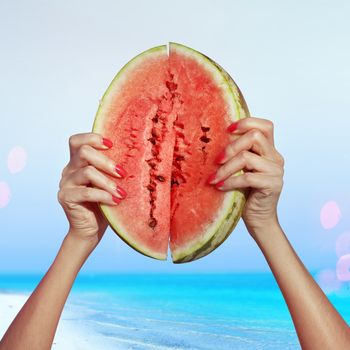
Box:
[102, 137, 113, 148]
[227, 121, 239, 133]
[215, 180, 225, 189]
[116, 185, 127, 199]
[115, 164, 127, 178]
[112, 195, 122, 204]
[215, 149, 226, 164]
[207, 172, 217, 185]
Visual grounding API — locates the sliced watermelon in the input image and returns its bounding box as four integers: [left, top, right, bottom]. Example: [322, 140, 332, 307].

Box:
[93, 43, 249, 262]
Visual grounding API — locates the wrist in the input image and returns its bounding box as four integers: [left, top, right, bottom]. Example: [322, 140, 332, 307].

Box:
[49, 233, 96, 279]
[64, 231, 98, 256]
[245, 216, 282, 245]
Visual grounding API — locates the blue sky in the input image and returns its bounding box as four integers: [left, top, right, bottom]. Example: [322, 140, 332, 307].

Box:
[0, 0, 350, 274]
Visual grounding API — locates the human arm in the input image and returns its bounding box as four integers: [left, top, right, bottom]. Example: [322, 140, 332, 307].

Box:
[255, 221, 349, 349]
[209, 117, 350, 349]
[0, 133, 127, 350]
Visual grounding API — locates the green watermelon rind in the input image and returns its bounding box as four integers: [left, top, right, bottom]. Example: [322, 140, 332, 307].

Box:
[169, 43, 249, 263]
[93, 45, 168, 261]
[203, 53, 251, 121]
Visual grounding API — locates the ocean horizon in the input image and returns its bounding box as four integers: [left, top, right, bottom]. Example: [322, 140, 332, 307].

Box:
[1, 272, 349, 349]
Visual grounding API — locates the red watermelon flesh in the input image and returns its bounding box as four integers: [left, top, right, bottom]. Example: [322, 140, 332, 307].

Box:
[93, 43, 249, 262]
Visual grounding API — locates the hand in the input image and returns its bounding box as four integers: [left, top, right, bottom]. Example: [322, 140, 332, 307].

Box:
[57, 133, 127, 247]
[208, 117, 284, 239]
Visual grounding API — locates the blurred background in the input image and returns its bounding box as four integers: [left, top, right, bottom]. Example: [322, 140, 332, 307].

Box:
[0, 0, 349, 286]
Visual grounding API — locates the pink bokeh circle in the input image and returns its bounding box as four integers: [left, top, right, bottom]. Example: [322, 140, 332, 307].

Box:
[335, 231, 350, 258]
[7, 146, 27, 174]
[336, 255, 350, 282]
[320, 201, 341, 229]
[0, 182, 11, 208]
[316, 269, 342, 293]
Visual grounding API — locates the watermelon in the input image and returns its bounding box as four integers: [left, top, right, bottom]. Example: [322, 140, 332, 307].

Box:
[93, 43, 249, 263]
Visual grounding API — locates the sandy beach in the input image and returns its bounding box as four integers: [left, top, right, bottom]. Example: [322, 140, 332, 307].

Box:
[2, 273, 344, 349]
[0, 293, 114, 350]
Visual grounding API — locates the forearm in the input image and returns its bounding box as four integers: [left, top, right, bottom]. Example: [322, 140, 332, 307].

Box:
[255, 222, 350, 350]
[0, 232, 95, 350]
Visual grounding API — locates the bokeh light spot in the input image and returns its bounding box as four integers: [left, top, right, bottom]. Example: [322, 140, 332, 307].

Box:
[0, 181, 11, 208]
[320, 201, 341, 229]
[336, 255, 350, 282]
[316, 269, 342, 293]
[336, 231, 350, 258]
[7, 146, 27, 174]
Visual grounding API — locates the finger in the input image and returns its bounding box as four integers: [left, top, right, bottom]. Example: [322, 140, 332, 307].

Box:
[62, 165, 127, 199]
[216, 129, 279, 164]
[58, 187, 122, 206]
[227, 117, 275, 145]
[69, 133, 113, 158]
[215, 172, 283, 194]
[209, 151, 283, 185]
[67, 144, 126, 178]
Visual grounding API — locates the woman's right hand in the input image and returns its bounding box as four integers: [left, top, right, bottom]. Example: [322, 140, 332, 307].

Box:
[57, 133, 127, 247]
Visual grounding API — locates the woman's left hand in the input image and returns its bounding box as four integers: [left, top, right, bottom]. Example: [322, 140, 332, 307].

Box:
[208, 117, 285, 239]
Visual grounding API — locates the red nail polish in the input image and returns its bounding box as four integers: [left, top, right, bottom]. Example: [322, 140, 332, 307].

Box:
[215, 149, 226, 164]
[102, 137, 113, 148]
[215, 180, 225, 188]
[115, 164, 127, 178]
[207, 172, 217, 185]
[227, 121, 239, 133]
[116, 185, 127, 199]
[112, 195, 122, 204]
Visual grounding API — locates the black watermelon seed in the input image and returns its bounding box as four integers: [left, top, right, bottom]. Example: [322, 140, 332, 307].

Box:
[148, 137, 156, 145]
[149, 218, 157, 228]
[200, 135, 211, 143]
[147, 185, 155, 192]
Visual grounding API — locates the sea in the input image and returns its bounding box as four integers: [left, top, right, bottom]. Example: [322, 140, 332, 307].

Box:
[0, 273, 349, 350]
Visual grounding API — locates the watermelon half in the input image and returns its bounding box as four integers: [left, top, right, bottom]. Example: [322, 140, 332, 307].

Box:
[93, 43, 250, 263]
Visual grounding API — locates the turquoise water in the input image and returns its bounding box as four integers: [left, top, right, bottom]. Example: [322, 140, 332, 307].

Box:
[1, 273, 349, 349]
